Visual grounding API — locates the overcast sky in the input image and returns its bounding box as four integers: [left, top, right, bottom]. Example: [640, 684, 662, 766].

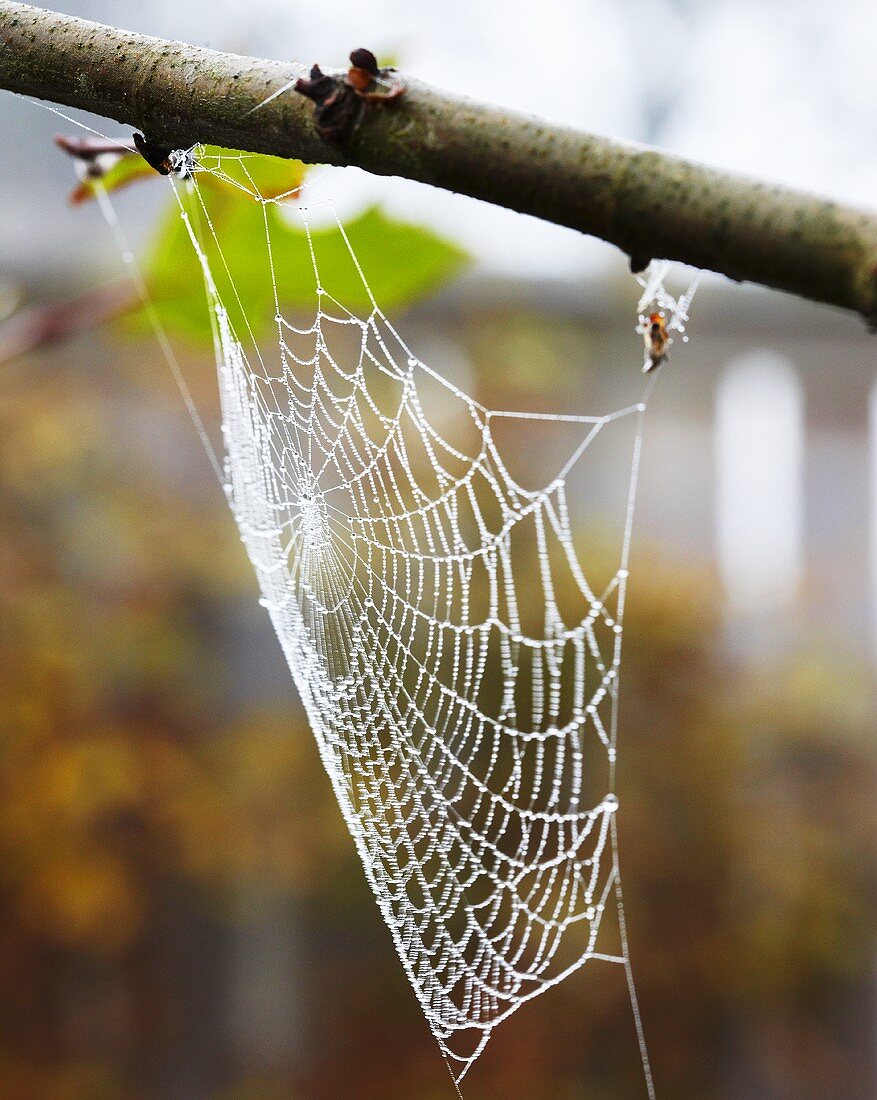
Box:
[2, 0, 875, 280]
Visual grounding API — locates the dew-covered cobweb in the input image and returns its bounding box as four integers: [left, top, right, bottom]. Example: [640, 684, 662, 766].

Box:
[49, 115, 699, 1094]
[173, 149, 699, 1092]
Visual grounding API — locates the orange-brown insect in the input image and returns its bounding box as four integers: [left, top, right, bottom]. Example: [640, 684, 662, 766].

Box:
[643, 311, 669, 373]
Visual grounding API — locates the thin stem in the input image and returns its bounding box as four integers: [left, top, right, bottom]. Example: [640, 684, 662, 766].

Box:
[54, 133, 137, 158]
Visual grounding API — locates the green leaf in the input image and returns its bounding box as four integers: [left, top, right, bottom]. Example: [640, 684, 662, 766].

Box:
[132, 156, 469, 347]
[304, 206, 469, 314]
[196, 147, 306, 201]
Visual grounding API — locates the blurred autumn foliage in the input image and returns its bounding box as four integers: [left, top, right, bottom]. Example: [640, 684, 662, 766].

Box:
[1, 291, 876, 1099]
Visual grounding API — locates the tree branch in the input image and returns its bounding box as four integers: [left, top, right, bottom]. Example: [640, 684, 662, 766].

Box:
[2, 1, 877, 324]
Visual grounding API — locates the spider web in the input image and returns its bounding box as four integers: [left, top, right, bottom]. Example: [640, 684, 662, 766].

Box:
[173, 156, 643, 1089]
[162, 150, 700, 1090]
[42, 113, 697, 1091]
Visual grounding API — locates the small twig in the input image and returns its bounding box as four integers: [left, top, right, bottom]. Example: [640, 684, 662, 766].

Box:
[54, 133, 136, 160]
[0, 283, 135, 364]
[56, 129, 191, 186]
[132, 132, 175, 175]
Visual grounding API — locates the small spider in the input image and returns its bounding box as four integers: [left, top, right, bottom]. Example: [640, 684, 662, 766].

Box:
[642, 311, 670, 373]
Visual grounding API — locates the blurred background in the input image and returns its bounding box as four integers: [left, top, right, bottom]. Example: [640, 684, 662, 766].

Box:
[1, 1, 876, 1098]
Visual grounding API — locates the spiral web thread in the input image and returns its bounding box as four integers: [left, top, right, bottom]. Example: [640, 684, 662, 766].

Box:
[36, 108, 698, 1089]
[155, 150, 704, 1091]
